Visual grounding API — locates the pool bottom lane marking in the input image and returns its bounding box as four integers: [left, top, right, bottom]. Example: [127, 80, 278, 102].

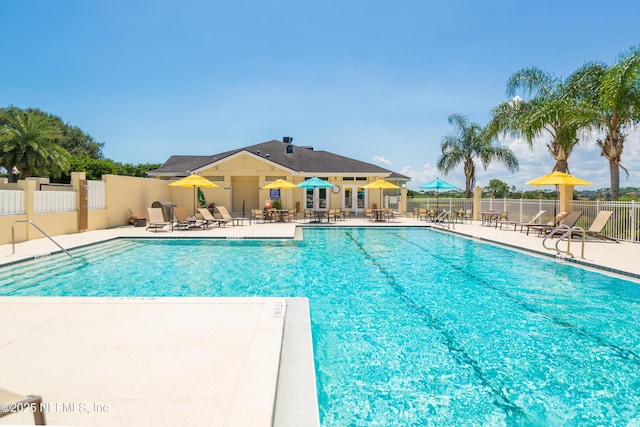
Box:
[345, 231, 525, 419]
[398, 233, 640, 365]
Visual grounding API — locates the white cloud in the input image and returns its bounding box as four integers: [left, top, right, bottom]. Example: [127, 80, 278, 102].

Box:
[372, 155, 392, 167]
[397, 127, 640, 192]
[400, 163, 440, 190]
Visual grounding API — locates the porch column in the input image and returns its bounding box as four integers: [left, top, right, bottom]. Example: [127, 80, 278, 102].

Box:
[400, 184, 407, 214]
[473, 186, 482, 221]
[559, 185, 574, 213]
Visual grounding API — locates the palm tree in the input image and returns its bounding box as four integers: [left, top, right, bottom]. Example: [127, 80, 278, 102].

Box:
[489, 66, 593, 173]
[437, 114, 518, 197]
[0, 108, 70, 178]
[573, 46, 640, 200]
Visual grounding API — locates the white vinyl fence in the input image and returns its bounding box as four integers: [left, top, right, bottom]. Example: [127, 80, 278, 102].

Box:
[88, 180, 106, 209]
[408, 197, 640, 243]
[0, 190, 25, 215]
[34, 191, 76, 213]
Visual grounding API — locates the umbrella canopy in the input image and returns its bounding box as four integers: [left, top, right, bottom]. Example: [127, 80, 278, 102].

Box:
[525, 171, 591, 186]
[362, 179, 401, 190]
[169, 174, 218, 189]
[419, 178, 457, 191]
[419, 178, 457, 209]
[169, 174, 218, 214]
[262, 178, 298, 190]
[362, 179, 400, 208]
[526, 171, 591, 217]
[296, 176, 334, 189]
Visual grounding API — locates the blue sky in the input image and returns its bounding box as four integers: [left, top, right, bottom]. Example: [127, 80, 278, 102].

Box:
[1, 0, 639, 190]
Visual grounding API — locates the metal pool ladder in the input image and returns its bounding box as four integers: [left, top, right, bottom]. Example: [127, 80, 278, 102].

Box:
[11, 220, 73, 257]
[542, 224, 586, 259]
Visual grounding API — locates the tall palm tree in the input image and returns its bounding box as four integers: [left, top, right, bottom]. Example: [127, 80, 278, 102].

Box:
[572, 46, 640, 200]
[437, 114, 518, 197]
[0, 108, 70, 178]
[489, 66, 593, 173]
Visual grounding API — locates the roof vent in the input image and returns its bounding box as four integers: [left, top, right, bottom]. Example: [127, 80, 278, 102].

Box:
[286, 145, 294, 154]
[283, 136, 293, 144]
[301, 146, 314, 150]
[256, 150, 261, 155]
[265, 153, 270, 159]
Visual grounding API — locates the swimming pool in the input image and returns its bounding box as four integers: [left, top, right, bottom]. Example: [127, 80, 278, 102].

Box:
[2, 227, 640, 426]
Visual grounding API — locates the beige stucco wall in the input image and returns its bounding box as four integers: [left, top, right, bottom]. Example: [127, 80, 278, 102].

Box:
[103, 174, 171, 227]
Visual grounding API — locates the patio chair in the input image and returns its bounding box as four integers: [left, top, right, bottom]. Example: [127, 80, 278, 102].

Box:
[0, 387, 46, 425]
[327, 208, 340, 222]
[252, 209, 268, 223]
[215, 206, 250, 227]
[364, 208, 374, 221]
[341, 209, 351, 220]
[197, 208, 222, 228]
[493, 211, 509, 228]
[461, 209, 473, 223]
[535, 211, 583, 237]
[498, 210, 546, 232]
[146, 207, 171, 232]
[523, 211, 569, 236]
[574, 210, 618, 242]
[172, 207, 200, 230]
[385, 208, 394, 221]
[417, 208, 427, 221]
[284, 208, 296, 222]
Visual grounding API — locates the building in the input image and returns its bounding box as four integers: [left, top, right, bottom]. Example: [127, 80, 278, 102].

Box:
[148, 138, 410, 215]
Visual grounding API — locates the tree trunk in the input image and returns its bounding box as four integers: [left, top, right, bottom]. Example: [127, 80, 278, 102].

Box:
[554, 159, 568, 173]
[609, 160, 620, 200]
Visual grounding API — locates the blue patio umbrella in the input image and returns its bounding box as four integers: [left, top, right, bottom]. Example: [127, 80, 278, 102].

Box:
[419, 178, 457, 208]
[296, 176, 334, 189]
[297, 177, 335, 217]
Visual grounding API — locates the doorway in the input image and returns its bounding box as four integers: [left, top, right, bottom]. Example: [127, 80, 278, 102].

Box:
[304, 188, 329, 210]
[342, 185, 366, 215]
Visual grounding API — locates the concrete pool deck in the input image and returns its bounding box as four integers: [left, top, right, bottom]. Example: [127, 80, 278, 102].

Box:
[1, 217, 639, 426]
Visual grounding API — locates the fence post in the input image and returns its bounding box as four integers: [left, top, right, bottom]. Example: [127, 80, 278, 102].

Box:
[631, 200, 637, 243]
[520, 198, 523, 222]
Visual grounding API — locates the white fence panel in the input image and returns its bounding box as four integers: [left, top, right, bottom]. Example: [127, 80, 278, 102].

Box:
[0, 190, 25, 215]
[34, 191, 76, 213]
[88, 180, 106, 209]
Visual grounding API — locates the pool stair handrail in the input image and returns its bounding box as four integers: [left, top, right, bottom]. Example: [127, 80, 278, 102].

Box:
[434, 210, 456, 229]
[542, 224, 586, 259]
[11, 220, 73, 257]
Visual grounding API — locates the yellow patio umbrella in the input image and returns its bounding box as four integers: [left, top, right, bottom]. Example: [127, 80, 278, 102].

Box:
[261, 179, 297, 189]
[262, 179, 297, 209]
[362, 178, 400, 208]
[525, 171, 591, 186]
[526, 171, 591, 216]
[169, 174, 218, 214]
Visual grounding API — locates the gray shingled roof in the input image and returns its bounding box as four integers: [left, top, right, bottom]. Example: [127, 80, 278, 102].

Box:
[148, 140, 410, 179]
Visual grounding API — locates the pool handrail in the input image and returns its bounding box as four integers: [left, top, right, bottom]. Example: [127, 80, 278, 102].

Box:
[11, 219, 73, 257]
[542, 224, 586, 259]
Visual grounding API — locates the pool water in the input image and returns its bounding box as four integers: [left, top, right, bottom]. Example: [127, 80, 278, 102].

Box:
[2, 227, 640, 426]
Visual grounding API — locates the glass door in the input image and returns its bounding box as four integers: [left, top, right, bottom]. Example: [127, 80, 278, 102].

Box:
[342, 186, 366, 215]
[306, 188, 329, 210]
